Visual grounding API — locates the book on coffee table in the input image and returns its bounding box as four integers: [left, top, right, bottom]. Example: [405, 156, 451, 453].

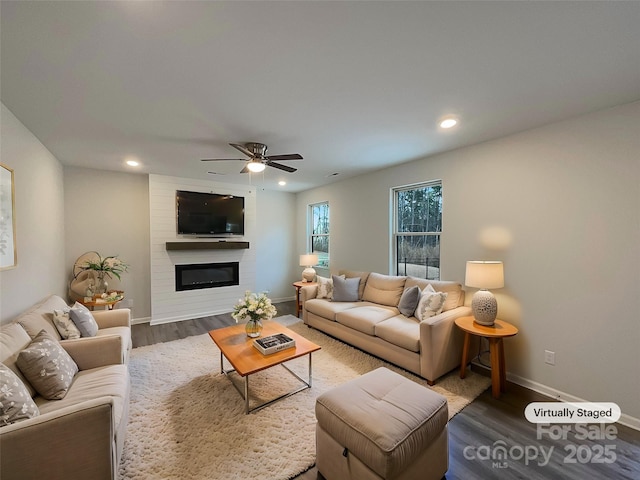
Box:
[253, 333, 296, 355]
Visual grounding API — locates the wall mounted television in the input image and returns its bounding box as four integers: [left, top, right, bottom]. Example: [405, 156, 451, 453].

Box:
[176, 190, 245, 236]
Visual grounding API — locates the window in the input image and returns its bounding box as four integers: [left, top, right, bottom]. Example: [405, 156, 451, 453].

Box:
[393, 181, 442, 280]
[309, 202, 329, 268]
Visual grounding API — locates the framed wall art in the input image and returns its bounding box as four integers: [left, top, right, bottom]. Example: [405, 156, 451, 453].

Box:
[0, 164, 17, 269]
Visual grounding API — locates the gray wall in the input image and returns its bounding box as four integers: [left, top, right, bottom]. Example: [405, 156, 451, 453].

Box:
[0, 104, 67, 321]
[295, 101, 640, 424]
[63, 167, 151, 320]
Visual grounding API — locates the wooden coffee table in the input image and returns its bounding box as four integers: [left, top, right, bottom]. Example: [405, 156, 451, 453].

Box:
[208, 321, 321, 414]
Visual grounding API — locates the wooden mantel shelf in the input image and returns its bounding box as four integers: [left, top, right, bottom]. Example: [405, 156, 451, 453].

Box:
[166, 241, 250, 251]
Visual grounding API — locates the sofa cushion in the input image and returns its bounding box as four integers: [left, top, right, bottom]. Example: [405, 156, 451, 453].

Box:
[339, 270, 370, 300]
[69, 302, 99, 337]
[305, 299, 360, 321]
[16, 330, 79, 400]
[332, 275, 360, 302]
[405, 277, 464, 311]
[375, 316, 421, 352]
[0, 363, 40, 426]
[53, 308, 82, 340]
[36, 364, 129, 430]
[336, 306, 399, 335]
[398, 285, 420, 317]
[0, 323, 37, 397]
[16, 294, 68, 340]
[415, 284, 448, 321]
[362, 273, 407, 307]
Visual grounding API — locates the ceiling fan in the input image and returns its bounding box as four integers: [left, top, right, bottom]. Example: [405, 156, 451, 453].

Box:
[201, 142, 303, 173]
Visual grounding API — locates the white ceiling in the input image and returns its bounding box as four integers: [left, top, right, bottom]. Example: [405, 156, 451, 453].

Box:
[2, 1, 639, 192]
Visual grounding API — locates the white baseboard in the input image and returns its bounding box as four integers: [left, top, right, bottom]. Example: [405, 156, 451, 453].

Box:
[506, 372, 640, 431]
[131, 297, 296, 326]
[131, 316, 151, 325]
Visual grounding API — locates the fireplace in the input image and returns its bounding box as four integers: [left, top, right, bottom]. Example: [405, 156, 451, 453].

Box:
[175, 262, 239, 291]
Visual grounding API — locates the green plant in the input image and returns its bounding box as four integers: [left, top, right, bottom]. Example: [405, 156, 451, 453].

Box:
[81, 254, 129, 280]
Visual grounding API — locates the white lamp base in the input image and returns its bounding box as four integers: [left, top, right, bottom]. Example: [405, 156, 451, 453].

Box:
[302, 267, 316, 282]
[471, 289, 498, 326]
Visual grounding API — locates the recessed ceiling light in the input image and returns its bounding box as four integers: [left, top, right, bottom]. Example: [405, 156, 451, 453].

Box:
[125, 158, 140, 167]
[278, 181, 286, 186]
[439, 117, 458, 129]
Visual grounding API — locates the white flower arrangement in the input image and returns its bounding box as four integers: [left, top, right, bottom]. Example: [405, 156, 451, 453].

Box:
[231, 291, 277, 323]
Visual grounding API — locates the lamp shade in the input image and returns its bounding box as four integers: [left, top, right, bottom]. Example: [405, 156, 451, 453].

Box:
[465, 261, 504, 289]
[299, 254, 319, 267]
[246, 161, 266, 172]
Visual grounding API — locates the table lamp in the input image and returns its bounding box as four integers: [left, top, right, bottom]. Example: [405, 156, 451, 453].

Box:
[465, 261, 504, 326]
[299, 254, 319, 282]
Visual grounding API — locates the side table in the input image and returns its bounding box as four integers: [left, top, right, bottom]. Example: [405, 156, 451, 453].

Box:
[293, 281, 317, 318]
[455, 316, 518, 399]
[78, 291, 125, 311]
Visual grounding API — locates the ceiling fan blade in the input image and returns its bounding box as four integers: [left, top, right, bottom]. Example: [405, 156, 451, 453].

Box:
[266, 153, 303, 161]
[240, 165, 250, 174]
[267, 162, 297, 173]
[229, 143, 255, 158]
[201, 158, 246, 162]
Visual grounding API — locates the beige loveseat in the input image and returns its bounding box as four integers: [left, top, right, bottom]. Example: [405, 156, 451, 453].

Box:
[302, 271, 472, 384]
[0, 295, 131, 480]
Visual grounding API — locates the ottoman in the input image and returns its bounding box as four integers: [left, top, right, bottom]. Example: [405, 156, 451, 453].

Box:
[315, 367, 448, 480]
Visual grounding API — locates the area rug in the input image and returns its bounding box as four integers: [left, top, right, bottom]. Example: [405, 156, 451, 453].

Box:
[119, 315, 490, 480]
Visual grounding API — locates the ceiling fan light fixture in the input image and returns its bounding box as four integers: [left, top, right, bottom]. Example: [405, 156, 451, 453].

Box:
[247, 161, 266, 173]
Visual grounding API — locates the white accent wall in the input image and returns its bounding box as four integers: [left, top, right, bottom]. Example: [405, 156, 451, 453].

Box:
[148, 174, 257, 325]
[295, 101, 640, 425]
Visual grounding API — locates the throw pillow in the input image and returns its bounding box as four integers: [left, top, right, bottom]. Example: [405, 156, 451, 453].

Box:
[69, 302, 98, 337]
[0, 363, 39, 426]
[16, 330, 79, 400]
[316, 276, 334, 299]
[52, 308, 81, 340]
[415, 284, 448, 321]
[331, 275, 360, 302]
[398, 285, 421, 317]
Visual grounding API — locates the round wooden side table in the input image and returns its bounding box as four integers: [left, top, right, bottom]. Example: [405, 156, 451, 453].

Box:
[293, 281, 317, 318]
[78, 291, 125, 311]
[455, 316, 518, 399]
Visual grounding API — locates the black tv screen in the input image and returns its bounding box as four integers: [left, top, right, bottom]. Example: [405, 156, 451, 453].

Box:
[176, 190, 245, 236]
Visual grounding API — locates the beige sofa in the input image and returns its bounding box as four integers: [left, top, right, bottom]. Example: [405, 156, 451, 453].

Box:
[302, 271, 472, 384]
[0, 295, 131, 480]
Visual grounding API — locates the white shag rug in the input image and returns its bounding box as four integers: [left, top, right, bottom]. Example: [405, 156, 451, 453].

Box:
[119, 315, 490, 480]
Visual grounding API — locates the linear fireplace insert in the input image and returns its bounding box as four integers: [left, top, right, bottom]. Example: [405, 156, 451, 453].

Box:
[175, 262, 239, 291]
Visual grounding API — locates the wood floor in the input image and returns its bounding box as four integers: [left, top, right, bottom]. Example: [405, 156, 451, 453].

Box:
[131, 301, 640, 480]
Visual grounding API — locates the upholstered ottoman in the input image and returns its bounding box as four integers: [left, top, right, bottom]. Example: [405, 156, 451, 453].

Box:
[315, 367, 448, 480]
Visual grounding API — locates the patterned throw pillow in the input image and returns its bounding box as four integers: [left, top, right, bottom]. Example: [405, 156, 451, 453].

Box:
[53, 308, 81, 340]
[0, 364, 39, 426]
[69, 302, 99, 337]
[16, 330, 79, 400]
[317, 275, 343, 299]
[415, 284, 448, 321]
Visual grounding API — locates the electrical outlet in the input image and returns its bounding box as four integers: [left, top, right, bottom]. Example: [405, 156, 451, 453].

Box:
[545, 350, 555, 365]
